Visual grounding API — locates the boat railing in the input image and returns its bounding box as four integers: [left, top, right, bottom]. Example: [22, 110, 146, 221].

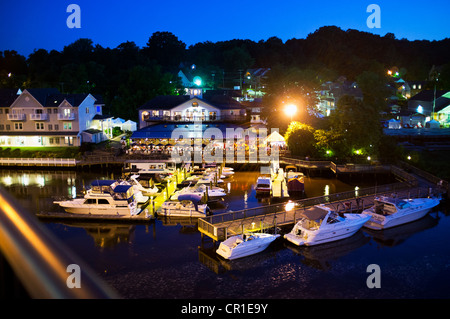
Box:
[0, 186, 119, 299]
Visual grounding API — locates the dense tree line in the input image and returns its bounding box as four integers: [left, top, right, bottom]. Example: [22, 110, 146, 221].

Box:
[1, 26, 449, 124]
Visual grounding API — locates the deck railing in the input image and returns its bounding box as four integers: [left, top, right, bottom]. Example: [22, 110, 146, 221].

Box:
[0, 187, 119, 298]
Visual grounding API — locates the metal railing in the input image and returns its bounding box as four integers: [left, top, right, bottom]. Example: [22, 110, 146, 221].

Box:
[0, 158, 78, 167]
[0, 187, 119, 298]
[198, 181, 422, 240]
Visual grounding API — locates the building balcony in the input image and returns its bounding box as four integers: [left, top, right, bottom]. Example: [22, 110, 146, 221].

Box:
[30, 114, 49, 121]
[7, 114, 26, 121]
[57, 113, 76, 120]
[143, 115, 247, 123]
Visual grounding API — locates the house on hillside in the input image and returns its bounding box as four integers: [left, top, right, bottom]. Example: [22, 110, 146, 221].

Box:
[0, 88, 106, 147]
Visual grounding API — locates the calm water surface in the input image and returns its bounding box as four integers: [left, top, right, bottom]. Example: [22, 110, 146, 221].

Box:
[1, 168, 449, 299]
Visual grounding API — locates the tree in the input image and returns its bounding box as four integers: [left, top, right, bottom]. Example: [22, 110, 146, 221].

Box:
[111, 64, 179, 121]
[222, 46, 254, 71]
[284, 122, 318, 158]
[143, 32, 186, 71]
[329, 95, 382, 159]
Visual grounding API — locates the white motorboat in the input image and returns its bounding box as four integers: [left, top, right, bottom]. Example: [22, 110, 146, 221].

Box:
[216, 232, 280, 260]
[170, 183, 226, 201]
[195, 174, 224, 185]
[221, 167, 234, 177]
[158, 194, 211, 217]
[54, 181, 138, 216]
[362, 195, 441, 230]
[255, 176, 271, 195]
[284, 204, 371, 246]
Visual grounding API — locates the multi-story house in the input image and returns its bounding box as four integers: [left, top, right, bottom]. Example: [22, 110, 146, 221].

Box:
[0, 88, 105, 147]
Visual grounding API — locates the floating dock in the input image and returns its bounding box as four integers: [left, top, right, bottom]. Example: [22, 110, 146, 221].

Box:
[198, 183, 440, 242]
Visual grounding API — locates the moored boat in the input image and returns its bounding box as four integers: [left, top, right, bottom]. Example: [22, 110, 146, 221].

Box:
[158, 194, 211, 217]
[255, 176, 271, 195]
[54, 181, 138, 216]
[216, 232, 280, 260]
[284, 204, 370, 246]
[170, 183, 226, 201]
[362, 195, 441, 230]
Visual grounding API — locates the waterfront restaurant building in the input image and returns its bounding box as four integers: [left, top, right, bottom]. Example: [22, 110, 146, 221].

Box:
[131, 89, 254, 154]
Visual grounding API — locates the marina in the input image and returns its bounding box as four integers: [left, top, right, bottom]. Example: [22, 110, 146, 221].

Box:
[0, 163, 449, 299]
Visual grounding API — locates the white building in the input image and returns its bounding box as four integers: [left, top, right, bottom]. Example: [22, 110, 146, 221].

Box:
[0, 88, 105, 147]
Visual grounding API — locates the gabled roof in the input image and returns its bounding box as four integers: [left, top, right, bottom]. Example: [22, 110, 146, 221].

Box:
[202, 94, 244, 110]
[24, 88, 60, 106]
[139, 95, 191, 110]
[45, 93, 91, 107]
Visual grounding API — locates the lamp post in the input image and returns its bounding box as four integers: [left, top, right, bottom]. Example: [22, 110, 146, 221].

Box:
[284, 104, 297, 122]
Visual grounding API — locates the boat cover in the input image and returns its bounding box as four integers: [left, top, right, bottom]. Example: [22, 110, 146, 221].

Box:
[178, 193, 202, 203]
[298, 207, 329, 221]
[114, 185, 133, 193]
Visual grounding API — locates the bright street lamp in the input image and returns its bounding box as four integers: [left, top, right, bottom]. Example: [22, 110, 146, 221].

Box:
[284, 104, 297, 122]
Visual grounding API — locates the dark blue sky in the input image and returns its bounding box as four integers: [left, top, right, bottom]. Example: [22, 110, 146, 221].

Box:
[1, 0, 449, 57]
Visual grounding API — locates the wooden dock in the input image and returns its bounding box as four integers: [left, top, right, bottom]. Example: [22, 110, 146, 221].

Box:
[198, 183, 438, 242]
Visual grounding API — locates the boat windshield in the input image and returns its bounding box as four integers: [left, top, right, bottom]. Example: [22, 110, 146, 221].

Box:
[397, 200, 410, 209]
[326, 212, 342, 224]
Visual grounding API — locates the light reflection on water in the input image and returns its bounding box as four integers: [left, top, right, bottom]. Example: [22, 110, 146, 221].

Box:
[0, 168, 449, 299]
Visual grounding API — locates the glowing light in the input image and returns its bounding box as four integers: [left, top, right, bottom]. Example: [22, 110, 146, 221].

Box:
[285, 201, 295, 212]
[193, 76, 202, 86]
[324, 185, 330, 196]
[417, 105, 423, 114]
[285, 104, 297, 117]
[407, 156, 412, 160]
[3, 176, 12, 186]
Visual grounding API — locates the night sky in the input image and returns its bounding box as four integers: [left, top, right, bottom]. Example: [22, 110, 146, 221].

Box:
[1, 0, 449, 57]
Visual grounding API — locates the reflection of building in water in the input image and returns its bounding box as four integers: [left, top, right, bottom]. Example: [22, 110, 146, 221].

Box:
[0, 169, 79, 213]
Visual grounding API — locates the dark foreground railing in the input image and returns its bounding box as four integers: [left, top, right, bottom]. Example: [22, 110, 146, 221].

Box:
[0, 187, 119, 299]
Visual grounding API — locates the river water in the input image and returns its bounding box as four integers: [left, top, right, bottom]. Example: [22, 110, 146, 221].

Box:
[1, 168, 449, 300]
